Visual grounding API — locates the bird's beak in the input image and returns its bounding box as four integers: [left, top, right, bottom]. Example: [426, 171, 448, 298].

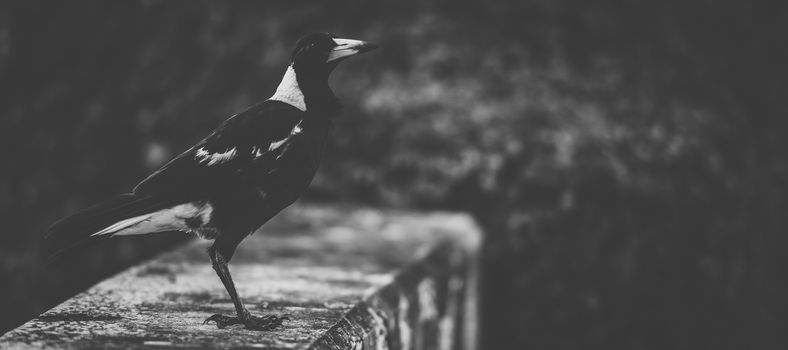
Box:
[327, 38, 378, 62]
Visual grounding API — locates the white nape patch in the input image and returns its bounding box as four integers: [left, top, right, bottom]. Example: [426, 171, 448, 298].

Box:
[91, 201, 214, 237]
[195, 147, 237, 166]
[269, 65, 306, 112]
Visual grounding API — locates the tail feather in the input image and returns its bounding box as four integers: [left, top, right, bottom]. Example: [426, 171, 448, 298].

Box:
[45, 193, 173, 262]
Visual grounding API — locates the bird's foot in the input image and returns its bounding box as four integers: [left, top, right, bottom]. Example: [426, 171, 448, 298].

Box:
[204, 313, 289, 330]
[204, 314, 242, 329]
[242, 314, 290, 331]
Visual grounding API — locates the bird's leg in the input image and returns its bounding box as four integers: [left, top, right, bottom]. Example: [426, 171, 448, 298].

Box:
[203, 246, 288, 330]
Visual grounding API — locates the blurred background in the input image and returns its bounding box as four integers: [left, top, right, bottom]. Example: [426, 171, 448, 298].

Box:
[1, 0, 787, 348]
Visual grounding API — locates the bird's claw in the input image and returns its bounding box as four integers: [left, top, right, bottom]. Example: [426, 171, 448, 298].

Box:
[244, 314, 290, 331]
[203, 313, 290, 331]
[203, 314, 242, 329]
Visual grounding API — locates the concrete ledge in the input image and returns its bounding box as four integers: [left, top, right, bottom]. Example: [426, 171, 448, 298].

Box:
[0, 205, 480, 349]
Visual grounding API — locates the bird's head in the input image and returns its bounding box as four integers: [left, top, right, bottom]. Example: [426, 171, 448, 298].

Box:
[271, 33, 376, 111]
[289, 33, 377, 78]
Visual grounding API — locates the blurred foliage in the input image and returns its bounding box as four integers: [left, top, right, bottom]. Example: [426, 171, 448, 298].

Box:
[1, 0, 787, 348]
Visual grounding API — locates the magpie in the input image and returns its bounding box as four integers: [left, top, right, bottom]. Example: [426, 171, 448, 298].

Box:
[45, 33, 377, 330]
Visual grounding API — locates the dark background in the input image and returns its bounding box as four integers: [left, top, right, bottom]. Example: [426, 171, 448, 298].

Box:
[2, 1, 787, 349]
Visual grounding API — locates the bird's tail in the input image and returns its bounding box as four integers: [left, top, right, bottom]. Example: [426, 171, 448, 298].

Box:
[44, 193, 172, 263]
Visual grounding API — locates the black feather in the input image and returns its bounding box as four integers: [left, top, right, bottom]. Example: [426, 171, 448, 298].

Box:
[44, 193, 174, 262]
[133, 100, 303, 197]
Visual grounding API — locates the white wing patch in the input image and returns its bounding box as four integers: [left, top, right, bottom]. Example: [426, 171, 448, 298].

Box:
[252, 121, 304, 158]
[91, 201, 214, 238]
[268, 138, 288, 151]
[91, 214, 150, 237]
[195, 147, 237, 166]
[252, 145, 265, 158]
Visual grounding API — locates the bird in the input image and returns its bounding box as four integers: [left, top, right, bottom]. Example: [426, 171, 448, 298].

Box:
[44, 32, 377, 330]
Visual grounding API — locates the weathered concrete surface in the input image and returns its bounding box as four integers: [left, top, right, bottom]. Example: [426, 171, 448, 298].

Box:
[0, 204, 480, 349]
